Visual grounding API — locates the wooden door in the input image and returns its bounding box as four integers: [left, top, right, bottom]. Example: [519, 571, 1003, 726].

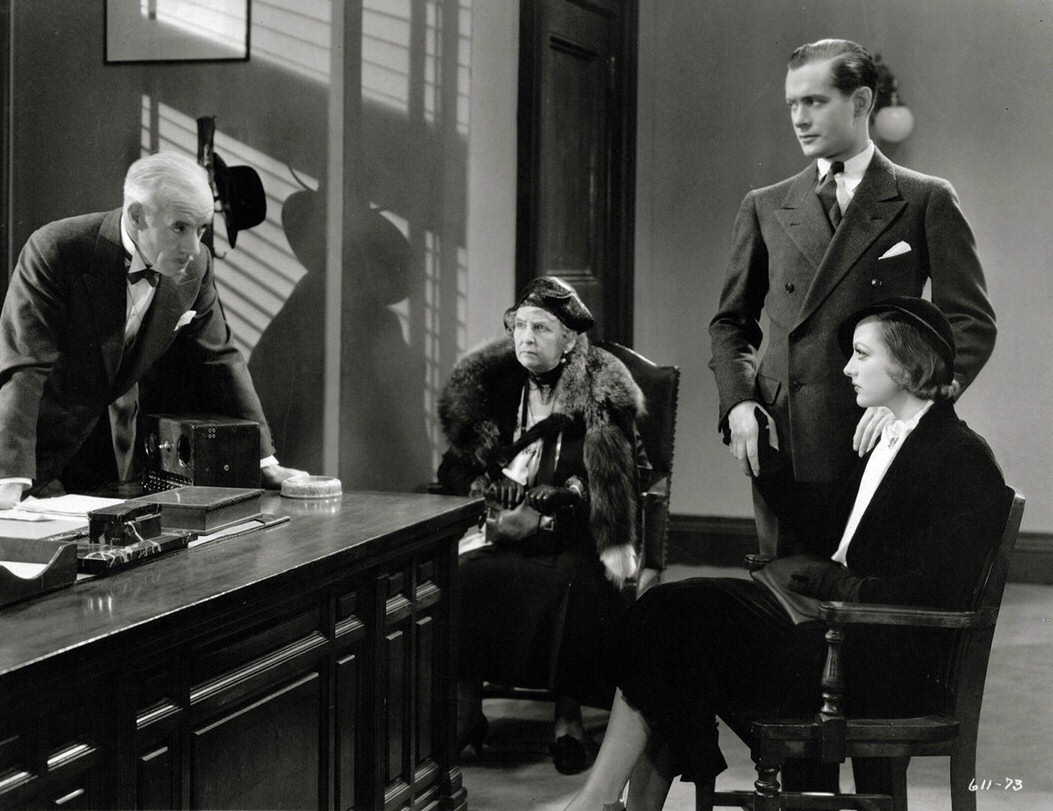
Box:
[517, 0, 637, 343]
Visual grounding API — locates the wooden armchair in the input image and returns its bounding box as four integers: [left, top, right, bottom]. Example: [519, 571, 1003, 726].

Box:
[698, 486, 1025, 811]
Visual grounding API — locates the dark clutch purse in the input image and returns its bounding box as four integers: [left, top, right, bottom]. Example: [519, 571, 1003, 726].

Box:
[750, 553, 828, 626]
[483, 501, 542, 547]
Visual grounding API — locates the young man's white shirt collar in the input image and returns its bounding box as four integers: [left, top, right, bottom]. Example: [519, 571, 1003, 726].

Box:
[818, 141, 875, 213]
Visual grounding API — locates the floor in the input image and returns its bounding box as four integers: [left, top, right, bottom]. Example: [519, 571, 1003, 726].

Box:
[458, 564, 1053, 810]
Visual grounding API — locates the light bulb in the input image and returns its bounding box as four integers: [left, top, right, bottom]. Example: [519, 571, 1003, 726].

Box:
[874, 104, 914, 143]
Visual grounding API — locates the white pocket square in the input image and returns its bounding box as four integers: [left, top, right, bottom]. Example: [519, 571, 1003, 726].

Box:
[879, 241, 912, 259]
[174, 310, 196, 331]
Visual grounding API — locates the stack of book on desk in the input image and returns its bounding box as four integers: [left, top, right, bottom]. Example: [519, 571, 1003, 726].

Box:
[132, 486, 288, 548]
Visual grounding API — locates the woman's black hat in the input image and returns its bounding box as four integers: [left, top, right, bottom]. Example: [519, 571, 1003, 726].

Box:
[838, 296, 956, 370]
[504, 276, 594, 333]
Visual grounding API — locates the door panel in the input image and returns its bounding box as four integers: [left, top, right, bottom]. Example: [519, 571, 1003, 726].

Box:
[518, 0, 637, 342]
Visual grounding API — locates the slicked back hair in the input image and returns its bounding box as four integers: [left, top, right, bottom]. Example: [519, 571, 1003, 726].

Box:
[788, 39, 879, 107]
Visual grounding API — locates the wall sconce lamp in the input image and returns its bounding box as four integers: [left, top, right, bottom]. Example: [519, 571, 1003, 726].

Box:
[871, 54, 914, 143]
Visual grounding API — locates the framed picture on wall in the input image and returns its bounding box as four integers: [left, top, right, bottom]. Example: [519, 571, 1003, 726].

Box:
[105, 0, 251, 63]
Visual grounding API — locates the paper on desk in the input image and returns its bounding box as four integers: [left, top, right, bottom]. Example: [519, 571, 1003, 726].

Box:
[0, 509, 48, 521]
[0, 495, 122, 540]
[17, 494, 124, 518]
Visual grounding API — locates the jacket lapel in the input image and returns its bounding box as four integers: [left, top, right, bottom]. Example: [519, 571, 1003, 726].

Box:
[794, 150, 907, 329]
[81, 209, 129, 387]
[774, 163, 832, 272]
[113, 271, 198, 392]
[848, 404, 949, 541]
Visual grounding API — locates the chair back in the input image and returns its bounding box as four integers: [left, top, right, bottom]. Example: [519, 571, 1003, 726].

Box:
[597, 342, 680, 572]
[947, 486, 1025, 733]
[597, 342, 679, 479]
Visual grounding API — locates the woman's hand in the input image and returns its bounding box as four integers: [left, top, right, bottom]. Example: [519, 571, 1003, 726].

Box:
[788, 561, 868, 601]
[485, 477, 526, 509]
[853, 406, 894, 456]
[525, 484, 580, 515]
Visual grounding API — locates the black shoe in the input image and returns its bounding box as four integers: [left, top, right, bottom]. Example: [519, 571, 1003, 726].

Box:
[456, 713, 489, 757]
[549, 734, 588, 775]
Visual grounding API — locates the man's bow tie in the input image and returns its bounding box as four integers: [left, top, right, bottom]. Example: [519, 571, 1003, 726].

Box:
[128, 267, 161, 287]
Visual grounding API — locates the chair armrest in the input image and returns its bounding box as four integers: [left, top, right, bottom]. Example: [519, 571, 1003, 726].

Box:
[641, 474, 669, 502]
[743, 553, 772, 572]
[818, 602, 999, 630]
[640, 475, 670, 572]
[636, 566, 661, 598]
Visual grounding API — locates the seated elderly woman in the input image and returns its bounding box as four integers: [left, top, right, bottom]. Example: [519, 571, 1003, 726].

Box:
[437, 276, 646, 775]
[565, 297, 1007, 811]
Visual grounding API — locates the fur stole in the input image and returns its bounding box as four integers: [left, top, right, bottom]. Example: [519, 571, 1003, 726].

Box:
[439, 335, 645, 585]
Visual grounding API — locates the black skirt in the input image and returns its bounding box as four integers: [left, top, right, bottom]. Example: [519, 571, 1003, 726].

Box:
[615, 577, 829, 783]
[459, 544, 625, 709]
[616, 576, 949, 784]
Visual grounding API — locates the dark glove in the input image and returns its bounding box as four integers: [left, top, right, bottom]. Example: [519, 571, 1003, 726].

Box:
[788, 561, 868, 601]
[525, 484, 580, 515]
[485, 477, 526, 510]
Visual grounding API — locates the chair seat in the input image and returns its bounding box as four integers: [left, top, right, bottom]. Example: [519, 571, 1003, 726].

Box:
[720, 704, 960, 759]
[751, 716, 961, 747]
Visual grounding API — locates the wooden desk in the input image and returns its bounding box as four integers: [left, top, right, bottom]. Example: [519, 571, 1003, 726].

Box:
[0, 491, 482, 810]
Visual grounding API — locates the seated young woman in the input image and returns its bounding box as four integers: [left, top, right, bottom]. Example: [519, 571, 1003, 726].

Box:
[565, 296, 1006, 811]
[437, 276, 648, 775]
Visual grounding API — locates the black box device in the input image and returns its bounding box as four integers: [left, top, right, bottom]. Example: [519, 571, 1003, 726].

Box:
[142, 414, 261, 492]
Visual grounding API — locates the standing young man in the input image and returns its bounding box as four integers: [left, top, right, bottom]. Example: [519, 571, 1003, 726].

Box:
[709, 39, 996, 556]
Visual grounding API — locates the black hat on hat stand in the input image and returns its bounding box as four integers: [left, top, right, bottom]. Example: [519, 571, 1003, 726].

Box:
[213, 152, 267, 249]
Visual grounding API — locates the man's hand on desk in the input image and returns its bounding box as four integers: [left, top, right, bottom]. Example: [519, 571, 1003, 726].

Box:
[0, 482, 26, 509]
[260, 465, 310, 490]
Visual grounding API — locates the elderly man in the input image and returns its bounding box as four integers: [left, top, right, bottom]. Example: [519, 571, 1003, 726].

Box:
[0, 152, 303, 507]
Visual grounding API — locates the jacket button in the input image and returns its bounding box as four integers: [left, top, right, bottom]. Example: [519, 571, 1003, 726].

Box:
[871, 278, 883, 288]
[785, 282, 795, 293]
[790, 379, 803, 392]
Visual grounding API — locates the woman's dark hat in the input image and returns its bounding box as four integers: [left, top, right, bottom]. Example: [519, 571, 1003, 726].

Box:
[504, 276, 594, 333]
[838, 296, 956, 369]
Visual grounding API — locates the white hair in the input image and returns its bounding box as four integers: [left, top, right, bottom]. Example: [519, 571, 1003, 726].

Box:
[123, 152, 213, 215]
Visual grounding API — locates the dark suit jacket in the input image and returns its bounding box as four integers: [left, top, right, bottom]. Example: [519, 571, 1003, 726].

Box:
[0, 209, 274, 486]
[710, 149, 996, 484]
[831, 401, 1007, 609]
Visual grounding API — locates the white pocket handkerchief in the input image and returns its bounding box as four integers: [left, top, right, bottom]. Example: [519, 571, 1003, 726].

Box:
[174, 309, 197, 331]
[879, 241, 912, 259]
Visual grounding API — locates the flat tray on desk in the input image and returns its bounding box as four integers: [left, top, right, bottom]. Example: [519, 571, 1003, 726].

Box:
[0, 537, 78, 608]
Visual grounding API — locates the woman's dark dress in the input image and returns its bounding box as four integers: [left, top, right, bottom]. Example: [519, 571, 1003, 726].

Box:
[437, 337, 643, 709]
